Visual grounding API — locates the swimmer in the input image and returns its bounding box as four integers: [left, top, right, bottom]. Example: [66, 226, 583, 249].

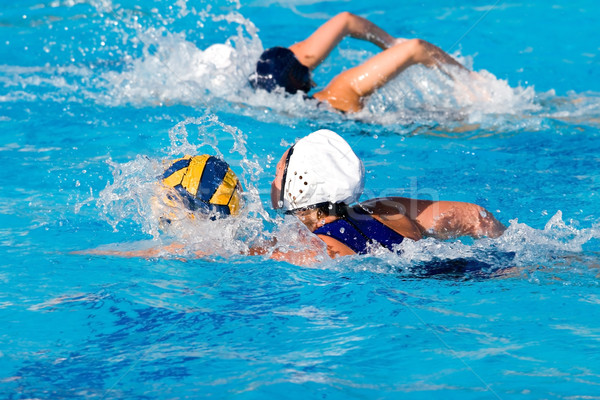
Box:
[77, 154, 243, 258]
[78, 143, 505, 264]
[271, 129, 506, 258]
[249, 12, 469, 113]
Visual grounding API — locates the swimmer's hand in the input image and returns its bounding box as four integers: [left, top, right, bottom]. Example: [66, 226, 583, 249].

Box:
[247, 236, 328, 266]
[451, 70, 494, 103]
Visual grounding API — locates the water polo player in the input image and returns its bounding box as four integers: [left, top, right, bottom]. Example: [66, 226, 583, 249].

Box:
[271, 129, 506, 258]
[76, 155, 244, 259]
[250, 12, 468, 113]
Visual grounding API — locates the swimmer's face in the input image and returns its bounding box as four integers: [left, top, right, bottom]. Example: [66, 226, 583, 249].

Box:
[270, 148, 290, 209]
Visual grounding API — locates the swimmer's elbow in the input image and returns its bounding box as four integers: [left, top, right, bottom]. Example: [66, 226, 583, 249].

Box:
[336, 11, 355, 23]
[485, 217, 507, 239]
[335, 11, 361, 34]
[473, 205, 506, 238]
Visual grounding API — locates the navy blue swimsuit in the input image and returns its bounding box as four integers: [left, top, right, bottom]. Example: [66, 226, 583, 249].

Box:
[313, 206, 405, 254]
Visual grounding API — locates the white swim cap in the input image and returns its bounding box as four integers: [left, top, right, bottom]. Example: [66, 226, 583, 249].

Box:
[281, 129, 364, 211]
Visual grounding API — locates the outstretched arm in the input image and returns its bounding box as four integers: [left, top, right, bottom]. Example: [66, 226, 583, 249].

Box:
[289, 11, 397, 70]
[76, 238, 327, 266]
[72, 243, 191, 259]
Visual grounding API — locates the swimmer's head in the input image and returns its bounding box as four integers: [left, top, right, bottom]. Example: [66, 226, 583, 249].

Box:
[161, 155, 242, 218]
[249, 47, 312, 94]
[271, 129, 364, 212]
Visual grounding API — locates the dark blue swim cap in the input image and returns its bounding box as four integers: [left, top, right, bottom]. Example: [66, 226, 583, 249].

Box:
[249, 47, 312, 94]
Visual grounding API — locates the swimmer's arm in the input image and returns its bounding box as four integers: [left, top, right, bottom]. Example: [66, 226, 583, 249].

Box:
[374, 213, 423, 241]
[248, 236, 335, 265]
[72, 243, 200, 259]
[270, 248, 329, 266]
[247, 245, 321, 266]
[361, 198, 423, 241]
[289, 12, 396, 69]
[312, 39, 469, 112]
[261, 235, 353, 263]
[412, 201, 506, 240]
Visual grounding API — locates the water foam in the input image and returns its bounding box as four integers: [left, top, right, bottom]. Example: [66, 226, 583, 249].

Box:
[367, 210, 600, 280]
[356, 57, 541, 130]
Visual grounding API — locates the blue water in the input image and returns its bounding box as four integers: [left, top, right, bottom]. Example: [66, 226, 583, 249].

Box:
[2, 0, 600, 398]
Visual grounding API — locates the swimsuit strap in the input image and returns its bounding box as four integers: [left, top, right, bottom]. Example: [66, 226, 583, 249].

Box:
[313, 206, 404, 254]
[344, 206, 405, 252]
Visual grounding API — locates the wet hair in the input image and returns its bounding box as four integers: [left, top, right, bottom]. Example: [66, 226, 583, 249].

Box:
[249, 47, 312, 94]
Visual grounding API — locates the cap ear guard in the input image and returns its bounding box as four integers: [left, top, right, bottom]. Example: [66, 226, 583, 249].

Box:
[279, 144, 295, 208]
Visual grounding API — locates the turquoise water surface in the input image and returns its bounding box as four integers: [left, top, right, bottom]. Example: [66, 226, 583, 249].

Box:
[1, 0, 600, 399]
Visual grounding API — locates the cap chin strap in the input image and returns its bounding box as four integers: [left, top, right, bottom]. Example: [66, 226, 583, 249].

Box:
[285, 202, 348, 216]
[279, 145, 295, 209]
[284, 201, 326, 215]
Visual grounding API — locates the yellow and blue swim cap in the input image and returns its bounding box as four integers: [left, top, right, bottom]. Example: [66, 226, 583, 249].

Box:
[161, 155, 242, 217]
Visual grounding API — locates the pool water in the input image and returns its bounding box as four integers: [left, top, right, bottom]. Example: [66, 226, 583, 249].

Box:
[1, 0, 600, 398]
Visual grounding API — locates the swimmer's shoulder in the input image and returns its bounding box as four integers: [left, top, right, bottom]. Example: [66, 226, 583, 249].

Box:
[358, 198, 423, 241]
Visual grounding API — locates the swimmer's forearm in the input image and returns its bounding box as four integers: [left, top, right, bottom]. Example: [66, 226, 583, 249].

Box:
[342, 12, 396, 49]
[290, 12, 396, 69]
[73, 243, 189, 259]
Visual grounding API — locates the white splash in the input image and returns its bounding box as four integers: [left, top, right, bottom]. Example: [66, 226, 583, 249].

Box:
[93, 10, 262, 107]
